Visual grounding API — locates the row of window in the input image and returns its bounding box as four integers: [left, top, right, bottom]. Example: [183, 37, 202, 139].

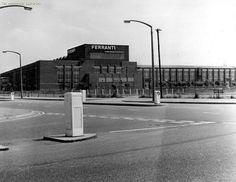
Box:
[57, 66, 80, 83]
[141, 68, 236, 82]
[94, 66, 129, 74]
[98, 76, 134, 83]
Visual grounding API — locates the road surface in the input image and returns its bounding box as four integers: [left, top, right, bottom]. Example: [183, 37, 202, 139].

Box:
[0, 100, 236, 181]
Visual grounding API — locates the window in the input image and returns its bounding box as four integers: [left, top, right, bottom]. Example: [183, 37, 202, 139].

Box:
[190, 69, 195, 81]
[116, 67, 121, 74]
[65, 66, 71, 83]
[202, 69, 207, 80]
[208, 69, 213, 81]
[164, 69, 169, 81]
[57, 66, 63, 83]
[171, 69, 176, 81]
[73, 66, 80, 83]
[183, 69, 189, 81]
[213, 69, 219, 81]
[144, 69, 150, 79]
[219, 69, 224, 81]
[231, 70, 235, 81]
[177, 69, 182, 82]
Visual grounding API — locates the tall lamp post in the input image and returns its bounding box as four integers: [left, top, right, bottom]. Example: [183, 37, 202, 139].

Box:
[156, 28, 163, 98]
[124, 19, 155, 102]
[0, 5, 32, 10]
[2, 51, 23, 99]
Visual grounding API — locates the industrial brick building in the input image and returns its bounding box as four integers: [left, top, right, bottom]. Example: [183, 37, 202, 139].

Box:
[0, 44, 141, 91]
[1, 43, 236, 92]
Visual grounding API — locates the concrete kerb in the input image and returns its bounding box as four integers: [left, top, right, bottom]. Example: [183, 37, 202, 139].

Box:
[22, 97, 161, 106]
[21, 97, 236, 105]
[43, 134, 97, 143]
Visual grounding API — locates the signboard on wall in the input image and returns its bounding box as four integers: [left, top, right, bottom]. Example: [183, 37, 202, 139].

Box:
[89, 44, 125, 60]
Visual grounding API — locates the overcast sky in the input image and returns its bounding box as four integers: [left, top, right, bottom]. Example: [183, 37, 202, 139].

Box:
[1, 0, 236, 73]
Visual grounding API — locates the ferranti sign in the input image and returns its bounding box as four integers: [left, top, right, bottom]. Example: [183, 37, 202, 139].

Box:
[91, 45, 116, 51]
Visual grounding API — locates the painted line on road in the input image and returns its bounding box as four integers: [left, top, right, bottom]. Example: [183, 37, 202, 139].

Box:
[109, 121, 216, 134]
[46, 113, 65, 116]
[203, 112, 219, 115]
[109, 126, 168, 133]
[0, 111, 45, 123]
[223, 122, 236, 125]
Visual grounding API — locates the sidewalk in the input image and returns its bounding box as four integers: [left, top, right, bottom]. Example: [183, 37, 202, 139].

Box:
[2, 95, 236, 105]
[25, 96, 236, 105]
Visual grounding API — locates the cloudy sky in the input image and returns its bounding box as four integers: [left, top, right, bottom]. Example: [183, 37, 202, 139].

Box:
[1, 0, 236, 73]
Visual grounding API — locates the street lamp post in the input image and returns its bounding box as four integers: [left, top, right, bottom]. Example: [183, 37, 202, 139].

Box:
[156, 28, 163, 98]
[0, 5, 32, 10]
[124, 19, 155, 102]
[2, 51, 23, 99]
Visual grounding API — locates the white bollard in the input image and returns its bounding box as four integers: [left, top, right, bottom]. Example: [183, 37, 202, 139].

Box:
[64, 92, 84, 137]
[10, 92, 14, 101]
[82, 90, 86, 102]
[154, 90, 161, 105]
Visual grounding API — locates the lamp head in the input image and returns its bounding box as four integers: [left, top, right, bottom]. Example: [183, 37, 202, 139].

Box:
[2, 51, 7, 53]
[24, 6, 32, 11]
[124, 20, 131, 23]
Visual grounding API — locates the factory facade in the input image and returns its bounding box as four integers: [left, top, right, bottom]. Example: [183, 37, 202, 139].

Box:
[1, 44, 236, 92]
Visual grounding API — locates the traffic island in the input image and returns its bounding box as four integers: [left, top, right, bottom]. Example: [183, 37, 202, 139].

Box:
[0, 145, 9, 151]
[43, 133, 97, 143]
[44, 92, 97, 143]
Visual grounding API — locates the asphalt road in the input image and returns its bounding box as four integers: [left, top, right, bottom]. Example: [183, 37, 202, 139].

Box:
[0, 100, 236, 181]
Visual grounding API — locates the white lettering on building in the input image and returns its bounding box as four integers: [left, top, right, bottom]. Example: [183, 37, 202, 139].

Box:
[91, 45, 116, 50]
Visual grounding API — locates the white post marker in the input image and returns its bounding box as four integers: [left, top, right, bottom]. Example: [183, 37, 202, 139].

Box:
[154, 90, 161, 105]
[136, 89, 138, 96]
[65, 92, 84, 136]
[44, 92, 96, 142]
[10, 92, 14, 101]
[95, 89, 97, 97]
[82, 90, 86, 102]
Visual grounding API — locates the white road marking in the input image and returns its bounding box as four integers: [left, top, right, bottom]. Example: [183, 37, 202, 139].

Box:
[86, 114, 97, 118]
[109, 121, 215, 134]
[203, 112, 219, 115]
[46, 113, 65, 116]
[84, 114, 215, 126]
[109, 116, 121, 120]
[123, 117, 135, 120]
[109, 126, 168, 133]
[0, 111, 45, 123]
[170, 120, 194, 124]
[98, 116, 110, 119]
[223, 122, 236, 125]
[136, 118, 151, 121]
